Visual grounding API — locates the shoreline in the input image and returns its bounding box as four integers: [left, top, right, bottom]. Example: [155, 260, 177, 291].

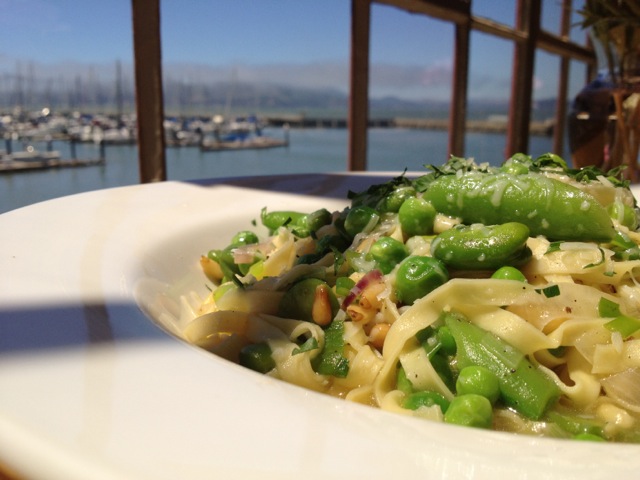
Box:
[264, 115, 554, 136]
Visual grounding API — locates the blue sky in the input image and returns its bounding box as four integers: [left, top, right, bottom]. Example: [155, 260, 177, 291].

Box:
[0, 0, 589, 101]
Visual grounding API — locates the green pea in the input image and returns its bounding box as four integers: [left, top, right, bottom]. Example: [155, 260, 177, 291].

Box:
[260, 209, 306, 232]
[443, 394, 493, 429]
[239, 342, 276, 373]
[306, 208, 333, 233]
[376, 186, 416, 213]
[335, 276, 356, 297]
[398, 197, 437, 237]
[368, 236, 409, 274]
[422, 171, 614, 242]
[343, 206, 380, 238]
[491, 266, 527, 282]
[402, 391, 450, 413]
[395, 255, 448, 305]
[278, 278, 339, 323]
[455, 365, 501, 405]
[230, 230, 259, 247]
[431, 222, 532, 270]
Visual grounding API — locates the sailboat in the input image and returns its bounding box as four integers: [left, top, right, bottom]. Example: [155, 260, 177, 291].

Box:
[199, 70, 289, 152]
[200, 116, 289, 151]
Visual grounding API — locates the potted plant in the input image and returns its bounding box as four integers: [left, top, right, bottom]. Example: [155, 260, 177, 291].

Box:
[577, 0, 640, 179]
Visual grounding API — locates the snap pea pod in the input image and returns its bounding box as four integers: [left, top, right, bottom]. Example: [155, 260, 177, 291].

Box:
[311, 319, 349, 377]
[443, 311, 560, 420]
[608, 201, 639, 230]
[395, 256, 449, 305]
[260, 208, 332, 237]
[546, 410, 605, 439]
[421, 171, 614, 242]
[261, 209, 306, 231]
[609, 230, 640, 261]
[430, 222, 531, 270]
[402, 391, 450, 413]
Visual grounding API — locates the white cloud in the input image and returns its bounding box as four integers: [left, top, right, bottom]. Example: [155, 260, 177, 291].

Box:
[0, 56, 520, 102]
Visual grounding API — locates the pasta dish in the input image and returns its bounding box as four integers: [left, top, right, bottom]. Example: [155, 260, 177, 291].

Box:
[179, 154, 640, 442]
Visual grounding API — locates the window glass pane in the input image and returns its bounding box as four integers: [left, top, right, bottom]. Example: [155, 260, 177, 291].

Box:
[568, 59, 590, 99]
[541, 0, 565, 35]
[370, 4, 453, 111]
[467, 31, 514, 162]
[472, 0, 515, 28]
[160, 0, 350, 117]
[532, 50, 558, 122]
[528, 49, 558, 158]
[468, 32, 512, 105]
[570, 0, 590, 45]
[566, 59, 601, 166]
[0, 1, 134, 112]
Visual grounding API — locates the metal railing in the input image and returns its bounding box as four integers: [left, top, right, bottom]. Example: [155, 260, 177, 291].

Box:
[131, 0, 594, 182]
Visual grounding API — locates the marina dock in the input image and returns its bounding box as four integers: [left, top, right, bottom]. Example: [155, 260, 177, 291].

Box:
[0, 155, 105, 173]
[200, 136, 289, 152]
[0, 109, 555, 174]
[264, 115, 554, 136]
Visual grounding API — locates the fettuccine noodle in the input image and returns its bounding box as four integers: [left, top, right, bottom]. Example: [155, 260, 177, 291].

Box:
[178, 155, 640, 442]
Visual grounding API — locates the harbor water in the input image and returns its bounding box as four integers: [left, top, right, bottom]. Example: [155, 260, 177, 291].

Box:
[0, 127, 559, 215]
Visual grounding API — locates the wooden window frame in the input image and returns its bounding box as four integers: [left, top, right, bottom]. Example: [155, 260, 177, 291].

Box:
[132, 0, 595, 181]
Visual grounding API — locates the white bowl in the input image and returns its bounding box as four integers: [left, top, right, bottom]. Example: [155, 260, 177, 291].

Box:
[0, 174, 637, 480]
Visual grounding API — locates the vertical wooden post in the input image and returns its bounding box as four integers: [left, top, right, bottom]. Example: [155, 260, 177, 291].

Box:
[553, 0, 573, 155]
[348, 0, 371, 171]
[131, 0, 167, 182]
[506, 0, 541, 156]
[449, 18, 471, 158]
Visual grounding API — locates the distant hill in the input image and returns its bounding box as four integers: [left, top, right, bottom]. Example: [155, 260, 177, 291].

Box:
[163, 80, 560, 121]
[1, 71, 560, 121]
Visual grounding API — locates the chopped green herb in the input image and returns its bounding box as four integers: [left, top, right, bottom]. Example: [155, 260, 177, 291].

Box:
[545, 242, 563, 254]
[598, 297, 622, 317]
[604, 315, 640, 338]
[583, 247, 606, 269]
[548, 346, 566, 358]
[347, 172, 410, 209]
[292, 337, 319, 355]
[335, 276, 356, 297]
[537, 285, 560, 298]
